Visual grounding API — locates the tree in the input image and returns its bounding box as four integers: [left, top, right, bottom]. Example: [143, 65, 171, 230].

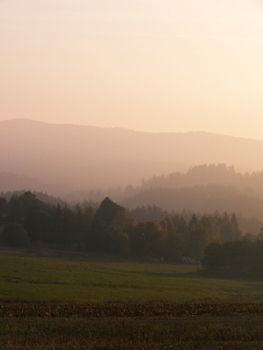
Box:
[203, 240, 257, 277]
[1, 223, 30, 247]
[75, 205, 95, 250]
[130, 221, 165, 258]
[90, 197, 133, 253]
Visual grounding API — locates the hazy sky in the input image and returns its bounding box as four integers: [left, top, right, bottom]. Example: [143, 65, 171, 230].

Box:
[1, 0, 263, 138]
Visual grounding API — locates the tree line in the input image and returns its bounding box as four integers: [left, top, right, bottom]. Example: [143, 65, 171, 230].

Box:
[0, 192, 243, 261]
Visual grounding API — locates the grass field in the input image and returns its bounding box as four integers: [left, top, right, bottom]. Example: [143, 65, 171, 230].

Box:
[1, 249, 263, 303]
[2, 250, 263, 349]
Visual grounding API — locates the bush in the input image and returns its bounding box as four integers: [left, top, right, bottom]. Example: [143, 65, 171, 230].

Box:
[202, 240, 263, 278]
[1, 223, 30, 247]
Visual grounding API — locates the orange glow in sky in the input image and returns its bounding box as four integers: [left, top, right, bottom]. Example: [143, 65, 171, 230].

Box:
[1, 0, 263, 138]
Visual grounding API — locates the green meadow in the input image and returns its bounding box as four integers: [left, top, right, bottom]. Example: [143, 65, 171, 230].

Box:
[0, 250, 263, 304]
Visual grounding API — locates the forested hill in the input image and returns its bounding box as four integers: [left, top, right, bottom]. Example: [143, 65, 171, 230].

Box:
[142, 164, 263, 197]
[1, 119, 263, 193]
[122, 165, 263, 220]
[123, 185, 263, 219]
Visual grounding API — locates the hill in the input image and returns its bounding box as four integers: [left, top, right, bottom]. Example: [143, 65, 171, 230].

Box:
[123, 185, 263, 218]
[142, 164, 263, 198]
[122, 165, 263, 223]
[1, 119, 263, 194]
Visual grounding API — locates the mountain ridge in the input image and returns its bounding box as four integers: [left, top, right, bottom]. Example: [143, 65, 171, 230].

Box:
[1, 118, 263, 193]
[2, 118, 263, 142]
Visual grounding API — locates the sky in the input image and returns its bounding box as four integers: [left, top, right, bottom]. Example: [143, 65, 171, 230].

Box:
[1, 0, 263, 139]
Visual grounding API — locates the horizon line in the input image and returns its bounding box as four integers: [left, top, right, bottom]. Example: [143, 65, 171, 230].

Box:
[1, 117, 262, 142]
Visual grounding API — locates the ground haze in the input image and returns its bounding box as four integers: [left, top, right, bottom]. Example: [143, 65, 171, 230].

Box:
[1, 119, 263, 194]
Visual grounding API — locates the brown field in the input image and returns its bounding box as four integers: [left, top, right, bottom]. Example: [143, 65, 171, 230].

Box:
[1, 302, 263, 349]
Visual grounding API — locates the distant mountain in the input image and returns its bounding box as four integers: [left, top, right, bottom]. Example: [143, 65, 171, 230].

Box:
[1, 119, 263, 194]
[142, 164, 263, 198]
[122, 184, 263, 217]
[122, 165, 263, 221]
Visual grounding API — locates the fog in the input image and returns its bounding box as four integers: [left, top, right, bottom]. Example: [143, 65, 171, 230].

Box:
[1, 0, 263, 219]
[1, 119, 263, 195]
